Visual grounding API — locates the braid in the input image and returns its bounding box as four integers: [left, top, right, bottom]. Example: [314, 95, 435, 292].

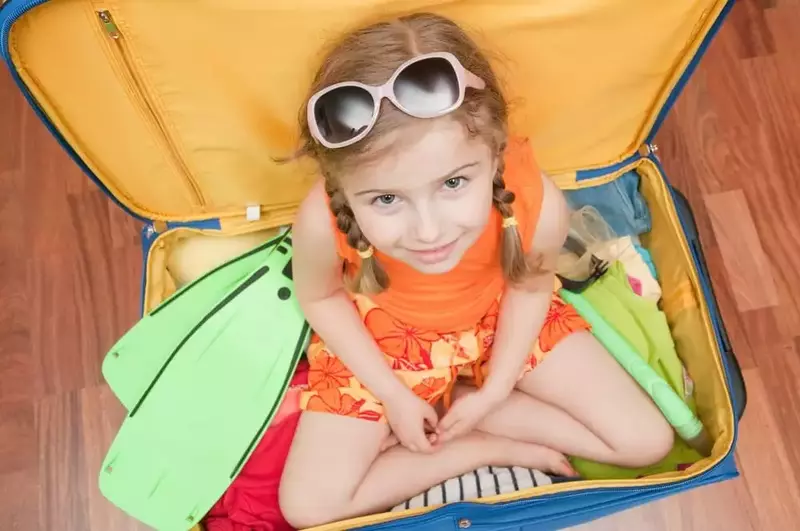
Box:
[491, 148, 543, 283]
[491, 158, 514, 218]
[325, 182, 389, 294]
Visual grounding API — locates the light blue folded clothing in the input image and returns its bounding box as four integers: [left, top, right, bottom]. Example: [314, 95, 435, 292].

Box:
[565, 171, 651, 237]
[633, 242, 658, 280]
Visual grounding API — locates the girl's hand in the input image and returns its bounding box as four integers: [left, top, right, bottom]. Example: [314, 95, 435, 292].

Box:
[383, 389, 440, 453]
[437, 388, 505, 443]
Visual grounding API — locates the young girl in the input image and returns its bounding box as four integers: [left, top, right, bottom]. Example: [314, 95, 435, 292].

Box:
[279, 13, 673, 529]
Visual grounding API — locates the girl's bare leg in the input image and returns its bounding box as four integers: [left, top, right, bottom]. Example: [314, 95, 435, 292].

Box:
[465, 331, 674, 468]
[279, 411, 570, 529]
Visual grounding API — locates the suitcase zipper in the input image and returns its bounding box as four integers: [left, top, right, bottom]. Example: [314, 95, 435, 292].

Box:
[638, 142, 660, 161]
[96, 9, 206, 208]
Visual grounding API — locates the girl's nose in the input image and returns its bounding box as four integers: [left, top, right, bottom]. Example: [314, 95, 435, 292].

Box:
[414, 207, 442, 244]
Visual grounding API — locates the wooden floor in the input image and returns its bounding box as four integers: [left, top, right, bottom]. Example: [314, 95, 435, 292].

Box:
[1, 1, 799, 529]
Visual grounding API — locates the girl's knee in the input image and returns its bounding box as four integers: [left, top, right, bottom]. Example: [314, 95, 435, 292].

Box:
[617, 418, 674, 468]
[279, 483, 341, 529]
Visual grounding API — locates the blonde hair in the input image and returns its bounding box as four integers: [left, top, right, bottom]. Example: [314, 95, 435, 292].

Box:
[296, 13, 538, 293]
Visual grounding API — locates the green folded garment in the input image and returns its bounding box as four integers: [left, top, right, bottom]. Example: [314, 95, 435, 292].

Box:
[560, 289, 709, 449]
[100, 230, 311, 530]
[562, 262, 704, 479]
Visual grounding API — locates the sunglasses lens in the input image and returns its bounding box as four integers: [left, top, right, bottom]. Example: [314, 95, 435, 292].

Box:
[314, 86, 375, 144]
[395, 57, 459, 116]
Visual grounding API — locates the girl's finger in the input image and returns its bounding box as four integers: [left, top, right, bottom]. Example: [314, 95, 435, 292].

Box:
[423, 405, 439, 428]
[439, 420, 462, 442]
[438, 409, 458, 432]
[415, 423, 433, 452]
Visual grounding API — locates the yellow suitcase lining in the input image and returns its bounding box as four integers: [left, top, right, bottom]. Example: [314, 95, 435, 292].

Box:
[4, 1, 736, 529]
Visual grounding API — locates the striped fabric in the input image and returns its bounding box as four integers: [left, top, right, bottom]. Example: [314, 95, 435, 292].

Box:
[392, 467, 553, 512]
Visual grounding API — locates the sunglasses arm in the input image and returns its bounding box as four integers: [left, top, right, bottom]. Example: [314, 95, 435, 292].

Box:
[465, 70, 486, 90]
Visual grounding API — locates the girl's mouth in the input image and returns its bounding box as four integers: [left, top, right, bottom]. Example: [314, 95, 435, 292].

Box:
[409, 240, 458, 264]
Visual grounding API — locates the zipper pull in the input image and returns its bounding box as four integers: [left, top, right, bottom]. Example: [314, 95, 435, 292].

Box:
[638, 143, 660, 160]
[97, 10, 121, 40]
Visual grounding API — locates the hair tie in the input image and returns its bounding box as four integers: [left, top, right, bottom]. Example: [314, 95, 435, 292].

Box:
[502, 216, 518, 229]
[357, 246, 375, 259]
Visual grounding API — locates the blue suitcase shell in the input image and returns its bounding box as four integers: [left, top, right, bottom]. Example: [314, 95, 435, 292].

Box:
[0, 1, 746, 529]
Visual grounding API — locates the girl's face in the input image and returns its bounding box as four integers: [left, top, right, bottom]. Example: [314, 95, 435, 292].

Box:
[342, 118, 497, 275]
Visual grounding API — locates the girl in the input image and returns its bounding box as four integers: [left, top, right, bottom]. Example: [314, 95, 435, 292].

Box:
[279, 13, 673, 529]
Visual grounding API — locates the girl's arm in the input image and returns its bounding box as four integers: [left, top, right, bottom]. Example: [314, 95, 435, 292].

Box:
[481, 176, 571, 401]
[437, 176, 570, 442]
[292, 181, 408, 403]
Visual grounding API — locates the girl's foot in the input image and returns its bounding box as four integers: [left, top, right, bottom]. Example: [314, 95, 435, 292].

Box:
[495, 438, 578, 477]
[382, 430, 578, 477]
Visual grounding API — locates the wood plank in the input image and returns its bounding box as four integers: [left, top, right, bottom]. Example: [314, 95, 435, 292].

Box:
[28, 252, 104, 396]
[36, 391, 90, 531]
[728, 0, 777, 58]
[0, 468, 41, 531]
[660, 70, 735, 196]
[80, 385, 150, 531]
[569, 472, 758, 531]
[20, 113, 83, 260]
[735, 368, 800, 528]
[763, 5, 800, 123]
[733, 55, 800, 328]
[696, 119, 800, 334]
[27, 228, 140, 396]
[0, 171, 39, 402]
[739, 307, 787, 354]
[0, 400, 37, 475]
[107, 200, 144, 251]
[666, 472, 758, 531]
[0, 72, 24, 174]
[703, 245, 757, 369]
[703, 190, 779, 312]
[751, 339, 800, 492]
[655, 119, 718, 251]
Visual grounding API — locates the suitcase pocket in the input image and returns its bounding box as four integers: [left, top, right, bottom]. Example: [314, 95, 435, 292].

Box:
[670, 187, 747, 421]
[94, 8, 205, 207]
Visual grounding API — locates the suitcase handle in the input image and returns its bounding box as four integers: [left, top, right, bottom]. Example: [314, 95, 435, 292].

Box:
[671, 187, 747, 421]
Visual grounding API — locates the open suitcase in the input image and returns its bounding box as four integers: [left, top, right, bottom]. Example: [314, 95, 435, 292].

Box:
[0, 0, 748, 530]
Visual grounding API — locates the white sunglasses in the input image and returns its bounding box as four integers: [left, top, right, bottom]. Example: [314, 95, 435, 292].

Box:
[307, 52, 486, 149]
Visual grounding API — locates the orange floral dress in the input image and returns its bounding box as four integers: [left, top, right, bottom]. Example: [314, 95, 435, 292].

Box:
[301, 284, 591, 422]
[300, 137, 592, 422]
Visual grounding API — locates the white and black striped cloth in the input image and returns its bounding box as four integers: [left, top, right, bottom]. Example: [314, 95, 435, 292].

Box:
[392, 467, 553, 511]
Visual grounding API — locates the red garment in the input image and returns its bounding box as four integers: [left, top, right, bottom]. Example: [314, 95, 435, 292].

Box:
[204, 360, 308, 531]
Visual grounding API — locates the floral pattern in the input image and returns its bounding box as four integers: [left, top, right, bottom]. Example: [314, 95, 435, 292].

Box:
[304, 388, 365, 418]
[412, 377, 448, 404]
[364, 307, 439, 370]
[308, 350, 354, 390]
[538, 297, 592, 353]
[301, 292, 590, 422]
[476, 299, 500, 353]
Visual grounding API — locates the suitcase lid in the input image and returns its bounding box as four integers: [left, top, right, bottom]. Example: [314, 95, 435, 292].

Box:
[1, 0, 731, 228]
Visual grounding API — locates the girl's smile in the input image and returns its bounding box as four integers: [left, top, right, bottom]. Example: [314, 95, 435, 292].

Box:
[342, 118, 497, 275]
[406, 239, 459, 265]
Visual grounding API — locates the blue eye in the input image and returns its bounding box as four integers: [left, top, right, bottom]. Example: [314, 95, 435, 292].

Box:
[444, 176, 466, 190]
[373, 194, 397, 205]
